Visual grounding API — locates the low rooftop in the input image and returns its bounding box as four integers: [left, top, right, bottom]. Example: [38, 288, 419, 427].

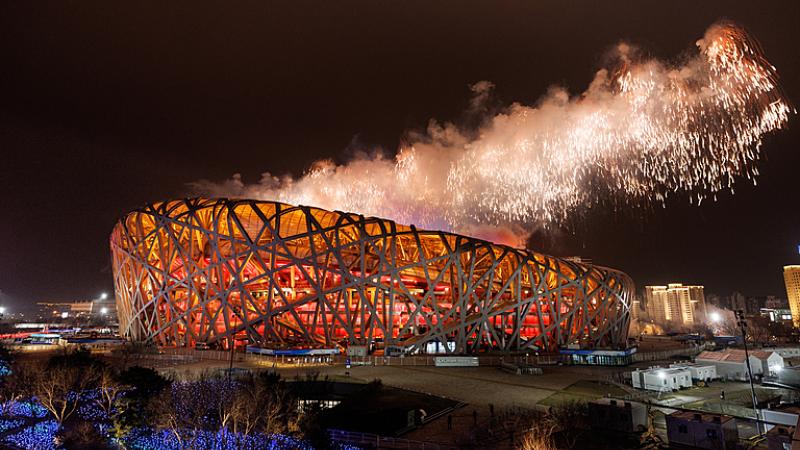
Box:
[696, 348, 776, 363]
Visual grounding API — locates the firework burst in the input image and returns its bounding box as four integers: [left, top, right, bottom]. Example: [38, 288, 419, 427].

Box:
[192, 22, 791, 246]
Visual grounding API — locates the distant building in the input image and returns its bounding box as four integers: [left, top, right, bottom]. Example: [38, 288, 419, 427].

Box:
[36, 299, 116, 322]
[773, 347, 800, 360]
[729, 291, 747, 313]
[784, 266, 800, 328]
[706, 293, 727, 310]
[764, 295, 788, 310]
[630, 296, 643, 323]
[760, 308, 793, 324]
[666, 411, 738, 450]
[745, 296, 763, 314]
[645, 284, 706, 326]
[740, 295, 785, 315]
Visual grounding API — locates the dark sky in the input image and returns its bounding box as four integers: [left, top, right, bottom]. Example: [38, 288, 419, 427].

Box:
[1, 1, 798, 311]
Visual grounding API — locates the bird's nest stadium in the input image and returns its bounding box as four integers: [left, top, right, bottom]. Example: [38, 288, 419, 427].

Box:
[110, 198, 633, 355]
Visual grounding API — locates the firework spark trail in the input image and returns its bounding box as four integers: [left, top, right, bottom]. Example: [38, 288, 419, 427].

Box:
[192, 22, 791, 247]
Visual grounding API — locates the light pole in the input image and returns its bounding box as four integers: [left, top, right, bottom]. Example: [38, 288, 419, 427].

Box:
[736, 309, 761, 436]
[96, 292, 110, 325]
[228, 337, 236, 381]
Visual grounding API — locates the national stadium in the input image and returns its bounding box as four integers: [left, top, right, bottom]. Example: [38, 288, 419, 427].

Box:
[110, 198, 633, 356]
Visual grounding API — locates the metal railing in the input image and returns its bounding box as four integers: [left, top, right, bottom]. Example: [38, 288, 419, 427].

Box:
[328, 429, 445, 449]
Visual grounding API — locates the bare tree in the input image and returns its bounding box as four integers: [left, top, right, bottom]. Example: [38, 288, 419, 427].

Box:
[211, 378, 241, 446]
[228, 383, 262, 438]
[147, 392, 184, 448]
[149, 376, 220, 448]
[222, 372, 299, 442]
[34, 363, 98, 424]
[0, 362, 37, 416]
[746, 316, 772, 346]
[95, 367, 127, 417]
[503, 402, 590, 450]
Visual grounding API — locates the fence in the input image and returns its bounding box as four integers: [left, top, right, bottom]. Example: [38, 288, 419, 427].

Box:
[328, 429, 450, 450]
[138, 344, 711, 368]
[336, 354, 560, 367]
[500, 362, 543, 375]
[160, 346, 247, 362]
[632, 342, 713, 363]
[153, 348, 563, 368]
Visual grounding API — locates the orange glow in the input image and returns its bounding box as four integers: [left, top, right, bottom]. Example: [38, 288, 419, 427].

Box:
[111, 199, 633, 353]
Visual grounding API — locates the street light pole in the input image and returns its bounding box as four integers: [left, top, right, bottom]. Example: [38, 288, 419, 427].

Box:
[736, 310, 761, 436]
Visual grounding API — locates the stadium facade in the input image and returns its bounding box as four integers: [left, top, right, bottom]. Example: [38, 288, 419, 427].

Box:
[110, 198, 633, 354]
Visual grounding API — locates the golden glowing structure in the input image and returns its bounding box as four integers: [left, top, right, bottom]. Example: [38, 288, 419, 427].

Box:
[111, 198, 633, 354]
[784, 266, 800, 328]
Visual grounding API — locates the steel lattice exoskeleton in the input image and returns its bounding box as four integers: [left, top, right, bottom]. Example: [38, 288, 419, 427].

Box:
[110, 198, 633, 353]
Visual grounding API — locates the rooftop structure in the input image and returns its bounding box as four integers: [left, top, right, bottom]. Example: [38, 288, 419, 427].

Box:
[696, 349, 784, 380]
[587, 399, 648, 433]
[666, 411, 737, 449]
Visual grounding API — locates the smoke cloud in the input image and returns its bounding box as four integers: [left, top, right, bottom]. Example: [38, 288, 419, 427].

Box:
[190, 22, 791, 247]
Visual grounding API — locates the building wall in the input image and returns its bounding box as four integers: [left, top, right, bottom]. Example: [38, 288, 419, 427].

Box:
[667, 414, 737, 450]
[766, 353, 785, 376]
[631, 298, 642, 323]
[671, 286, 694, 324]
[784, 266, 800, 328]
[645, 286, 668, 323]
[695, 366, 716, 381]
[632, 368, 691, 391]
[588, 400, 648, 433]
[774, 347, 800, 359]
[671, 364, 717, 381]
[688, 285, 707, 323]
[695, 358, 763, 381]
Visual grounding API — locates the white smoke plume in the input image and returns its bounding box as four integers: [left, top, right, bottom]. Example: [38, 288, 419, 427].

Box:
[191, 22, 791, 247]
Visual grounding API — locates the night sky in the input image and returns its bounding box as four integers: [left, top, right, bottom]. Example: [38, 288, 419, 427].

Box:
[1, 1, 798, 311]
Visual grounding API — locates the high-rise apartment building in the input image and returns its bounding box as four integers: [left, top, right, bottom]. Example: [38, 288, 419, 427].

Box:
[783, 265, 800, 328]
[644, 283, 706, 326]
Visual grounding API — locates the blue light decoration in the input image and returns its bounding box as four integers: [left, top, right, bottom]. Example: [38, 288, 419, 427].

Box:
[3, 419, 58, 450]
[0, 382, 364, 450]
[2, 400, 49, 419]
[0, 419, 24, 433]
[123, 428, 316, 450]
[0, 360, 11, 377]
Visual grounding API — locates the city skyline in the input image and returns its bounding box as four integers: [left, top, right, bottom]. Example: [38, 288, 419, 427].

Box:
[1, 1, 799, 311]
